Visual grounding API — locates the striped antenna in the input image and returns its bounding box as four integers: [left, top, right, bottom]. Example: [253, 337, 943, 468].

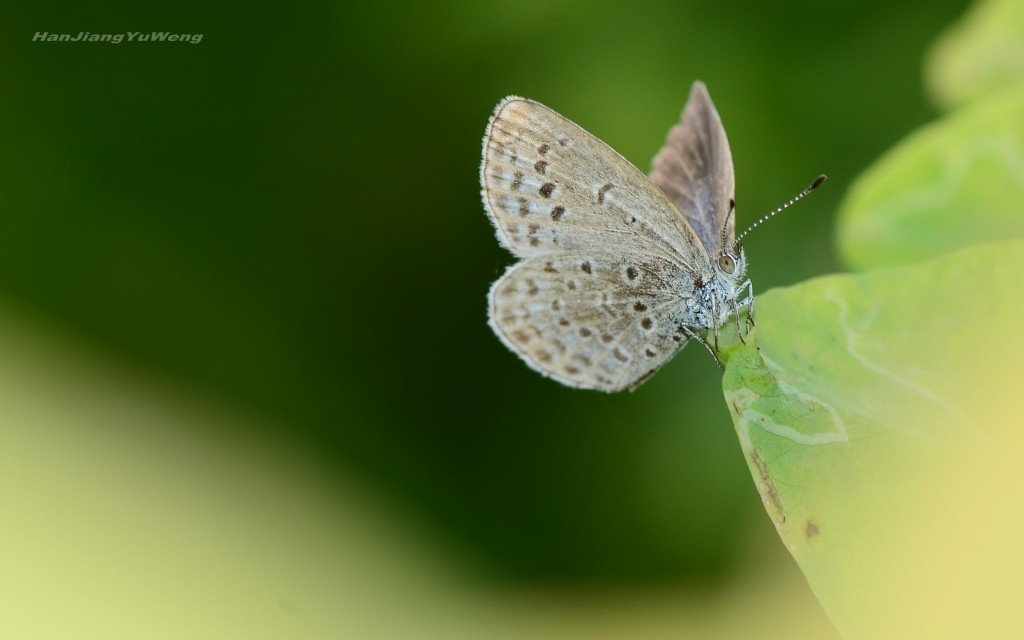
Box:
[735, 174, 827, 247]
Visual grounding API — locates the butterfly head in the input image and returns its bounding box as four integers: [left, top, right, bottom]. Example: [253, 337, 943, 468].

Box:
[716, 249, 745, 278]
[715, 196, 746, 281]
[711, 247, 747, 313]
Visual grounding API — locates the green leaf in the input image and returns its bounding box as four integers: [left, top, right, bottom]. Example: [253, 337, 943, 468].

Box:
[835, 88, 1024, 271]
[723, 240, 1024, 638]
[926, 0, 1024, 110]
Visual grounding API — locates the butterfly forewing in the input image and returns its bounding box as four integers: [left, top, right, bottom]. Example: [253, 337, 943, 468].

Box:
[488, 253, 692, 391]
[650, 82, 736, 256]
[481, 97, 709, 269]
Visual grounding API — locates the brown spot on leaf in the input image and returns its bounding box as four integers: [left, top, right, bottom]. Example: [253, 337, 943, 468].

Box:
[806, 520, 819, 539]
[633, 301, 647, 312]
[580, 261, 592, 274]
[641, 318, 653, 330]
[538, 143, 550, 156]
[751, 450, 785, 524]
[626, 266, 639, 280]
[534, 160, 548, 174]
[579, 327, 592, 337]
[535, 349, 552, 364]
[551, 206, 565, 221]
[539, 182, 556, 198]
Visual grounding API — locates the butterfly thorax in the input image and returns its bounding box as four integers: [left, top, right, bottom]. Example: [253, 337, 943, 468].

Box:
[682, 248, 748, 331]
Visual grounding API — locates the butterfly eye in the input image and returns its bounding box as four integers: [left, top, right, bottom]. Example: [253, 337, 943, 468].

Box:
[717, 253, 736, 274]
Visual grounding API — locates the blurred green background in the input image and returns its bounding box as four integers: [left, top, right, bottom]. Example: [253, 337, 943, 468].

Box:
[0, 0, 967, 593]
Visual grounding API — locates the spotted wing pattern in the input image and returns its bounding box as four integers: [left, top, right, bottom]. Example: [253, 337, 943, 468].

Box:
[481, 97, 709, 269]
[488, 253, 693, 391]
[481, 93, 724, 392]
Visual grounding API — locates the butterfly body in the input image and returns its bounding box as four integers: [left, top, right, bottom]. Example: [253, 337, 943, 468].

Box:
[481, 82, 749, 392]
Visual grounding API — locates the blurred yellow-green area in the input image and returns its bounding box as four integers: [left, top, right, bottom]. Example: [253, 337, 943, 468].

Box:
[0, 0, 974, 637]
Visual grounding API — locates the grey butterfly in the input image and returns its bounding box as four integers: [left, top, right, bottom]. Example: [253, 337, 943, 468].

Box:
[481, 81, 814, 391]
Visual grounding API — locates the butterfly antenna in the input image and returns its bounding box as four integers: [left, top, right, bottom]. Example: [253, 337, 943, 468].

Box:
[719, 197, 736, 251]
[735, 174, 827, 247]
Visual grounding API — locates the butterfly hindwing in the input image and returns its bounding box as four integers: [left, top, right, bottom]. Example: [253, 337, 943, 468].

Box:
[650, 81, 736, 256]
[488, 253, 693, 391]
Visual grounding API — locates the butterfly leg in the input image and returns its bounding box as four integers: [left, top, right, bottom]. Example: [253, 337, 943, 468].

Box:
[728, 294, 746, 344]
[718, 288, 747, 345]
[709, 294, 722, 352]
[737, 278, 755, 333]
[681, 326, 724, 370]
[745, 281, 756, 331]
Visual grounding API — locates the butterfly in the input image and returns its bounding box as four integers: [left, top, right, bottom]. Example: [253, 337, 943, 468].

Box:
[481, 81, 821, 391]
